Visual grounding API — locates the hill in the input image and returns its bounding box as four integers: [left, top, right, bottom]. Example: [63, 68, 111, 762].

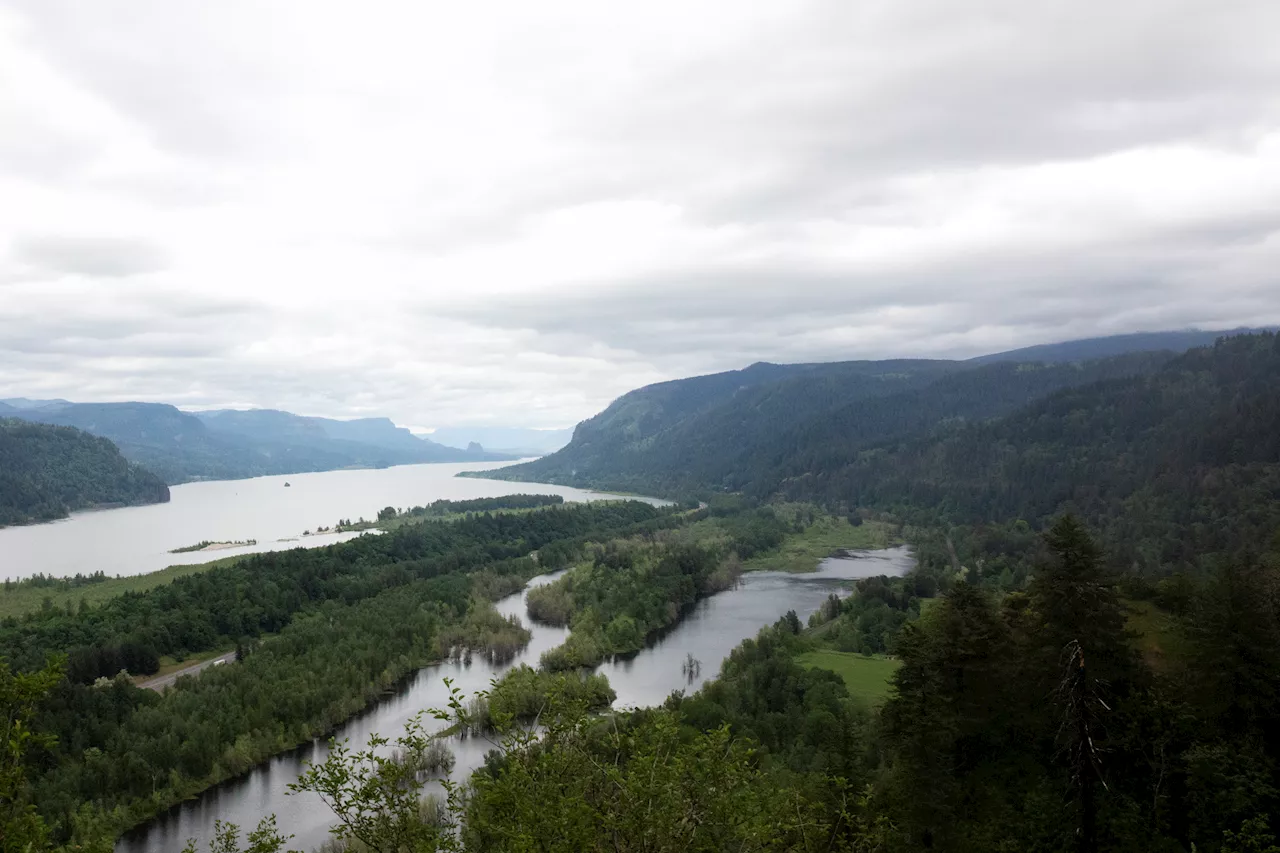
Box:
[0, 419, 170, 526]
[7, 403, 513, 484]
[787, 332, 1280, 574]
[477, 352, 1171, 495]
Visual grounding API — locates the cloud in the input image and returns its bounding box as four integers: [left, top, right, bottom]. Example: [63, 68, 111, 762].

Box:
[0, 0, 1278, 429]
[11, 235, 169, 278]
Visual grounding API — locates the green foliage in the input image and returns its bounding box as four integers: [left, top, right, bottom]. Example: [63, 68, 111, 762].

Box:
[1, 500, 671, 683]
[0, 419, 168, 527]
[536, 514, 788, 670]
[1, 655, 63, 853]
[483, 351, 1169, 498]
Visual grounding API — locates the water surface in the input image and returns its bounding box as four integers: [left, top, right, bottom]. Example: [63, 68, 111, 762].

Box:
[117, 546, 914, 853]
[0, 461, 659, 581]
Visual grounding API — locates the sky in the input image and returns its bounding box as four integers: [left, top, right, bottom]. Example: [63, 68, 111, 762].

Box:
[2, 0, 1279, 431]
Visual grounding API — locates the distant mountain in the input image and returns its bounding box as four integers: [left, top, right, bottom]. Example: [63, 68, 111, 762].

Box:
[5, 403, 515, 484]
[194, 409, 512, 467]
[0, 419, 170, 527]
[970, 326, 1276, 364]
[477, 351, 1170, 495]
[1, 397, 74, 411]
[425, 426, 574, 456]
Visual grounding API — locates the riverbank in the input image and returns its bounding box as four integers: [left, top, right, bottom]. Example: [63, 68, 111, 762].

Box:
[0, 555, 247, 620]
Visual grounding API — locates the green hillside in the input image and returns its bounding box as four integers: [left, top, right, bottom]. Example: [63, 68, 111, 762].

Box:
[0, 419, 170, 527]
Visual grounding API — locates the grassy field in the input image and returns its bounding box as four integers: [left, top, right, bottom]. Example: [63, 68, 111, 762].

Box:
[0, 554, 246, 620]
[745, 514, 896, 573]
[795, 650, 901, 705]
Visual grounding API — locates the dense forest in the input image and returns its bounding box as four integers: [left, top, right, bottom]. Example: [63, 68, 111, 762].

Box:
[479, 350, 1173, 495]
[0, 420, 169, 527]
[786, 333, 1280, 578]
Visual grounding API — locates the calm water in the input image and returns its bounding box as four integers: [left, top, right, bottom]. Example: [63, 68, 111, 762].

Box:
[117, 546, 914, 853]
[0, 461, 660, 581]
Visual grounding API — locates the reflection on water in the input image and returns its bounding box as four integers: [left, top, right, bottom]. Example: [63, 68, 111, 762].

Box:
[117, 547, 914, 853]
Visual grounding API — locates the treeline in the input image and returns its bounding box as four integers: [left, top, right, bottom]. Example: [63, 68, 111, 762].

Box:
[402, 494, 566, 516]
[533, 508, 791, 669]
[790, 333, 1280, 577]
[0, 419, 169, 527]
[1, 500, 672, 683]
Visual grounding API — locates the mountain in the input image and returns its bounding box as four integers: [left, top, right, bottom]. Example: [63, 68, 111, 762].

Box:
[0, 419, 170, 527]
[193, 409, 512, 467]
[970, 326, 1275, 364]
[424, 426, 574, 456]
[0, 398, 73, 410]
[6, 403, 514, 484]
[474, 352, 1171, 495]
[785, 332, 1280, 573]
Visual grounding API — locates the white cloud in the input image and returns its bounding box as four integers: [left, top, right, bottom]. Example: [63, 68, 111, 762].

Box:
[1, 0, 1278, 428]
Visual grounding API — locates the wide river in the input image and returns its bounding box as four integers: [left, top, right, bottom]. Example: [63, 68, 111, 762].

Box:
[117, 546, 915, 853]
[0, 461, 662, 581]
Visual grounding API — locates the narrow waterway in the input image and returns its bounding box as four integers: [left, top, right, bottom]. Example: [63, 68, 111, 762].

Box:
[117, 546, 914, 853]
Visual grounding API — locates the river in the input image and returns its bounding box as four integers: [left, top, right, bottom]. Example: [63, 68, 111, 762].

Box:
[0, 461, 660, 581]
[117, 545, 914, 853]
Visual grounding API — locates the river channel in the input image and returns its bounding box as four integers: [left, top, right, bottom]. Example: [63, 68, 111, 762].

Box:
[117, 545, 914, 853]
[0, 461, 661, 581]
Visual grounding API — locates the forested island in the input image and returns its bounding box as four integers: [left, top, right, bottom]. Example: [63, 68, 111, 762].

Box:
[0, 420, 170, 528]
[4, 333, 1280, 853]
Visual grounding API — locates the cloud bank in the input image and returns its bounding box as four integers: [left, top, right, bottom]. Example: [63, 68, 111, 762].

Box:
[2, 0, 1278, 428]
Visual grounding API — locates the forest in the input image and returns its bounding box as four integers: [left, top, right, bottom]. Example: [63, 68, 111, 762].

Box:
[4, 334, 1280, 853]
[0, 420, 169, 527]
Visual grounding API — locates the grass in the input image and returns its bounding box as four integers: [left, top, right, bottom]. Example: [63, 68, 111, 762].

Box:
[744, 515, 896, 573]
[1126, 599, 1187, 674]
[0, 554, 247, 620]
[795, 650, 901, 705]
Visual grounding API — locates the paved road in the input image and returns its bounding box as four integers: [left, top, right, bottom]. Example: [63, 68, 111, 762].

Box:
[138, 650, 236, 692]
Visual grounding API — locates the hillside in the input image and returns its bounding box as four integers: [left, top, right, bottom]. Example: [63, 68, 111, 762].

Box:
[6, 402, 513, 484]
[785, 332, 1280, 574]
[0, 419, 170, 526]
[478, 351, 1171, 495]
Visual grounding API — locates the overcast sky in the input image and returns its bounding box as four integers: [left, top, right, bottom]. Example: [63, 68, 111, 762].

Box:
[2, 1, 1278, 430]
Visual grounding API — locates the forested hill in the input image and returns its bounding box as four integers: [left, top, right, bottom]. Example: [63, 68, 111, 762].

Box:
[5, 402, 513, 484]
[0, 420, 170, 527]
[479, 350, 1173, 495]
[787, 332, 1280, 574]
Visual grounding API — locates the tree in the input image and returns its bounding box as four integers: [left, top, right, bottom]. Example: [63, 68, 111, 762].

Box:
[2, 655, 64, 853]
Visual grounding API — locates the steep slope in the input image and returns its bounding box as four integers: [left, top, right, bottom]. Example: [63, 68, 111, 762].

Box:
[478, 352, 1170, 495]
[0, 419, 170, 526]
[789, 333, 1280, 573]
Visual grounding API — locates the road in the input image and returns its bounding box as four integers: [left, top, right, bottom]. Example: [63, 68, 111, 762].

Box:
[137, 650, 236, 692]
